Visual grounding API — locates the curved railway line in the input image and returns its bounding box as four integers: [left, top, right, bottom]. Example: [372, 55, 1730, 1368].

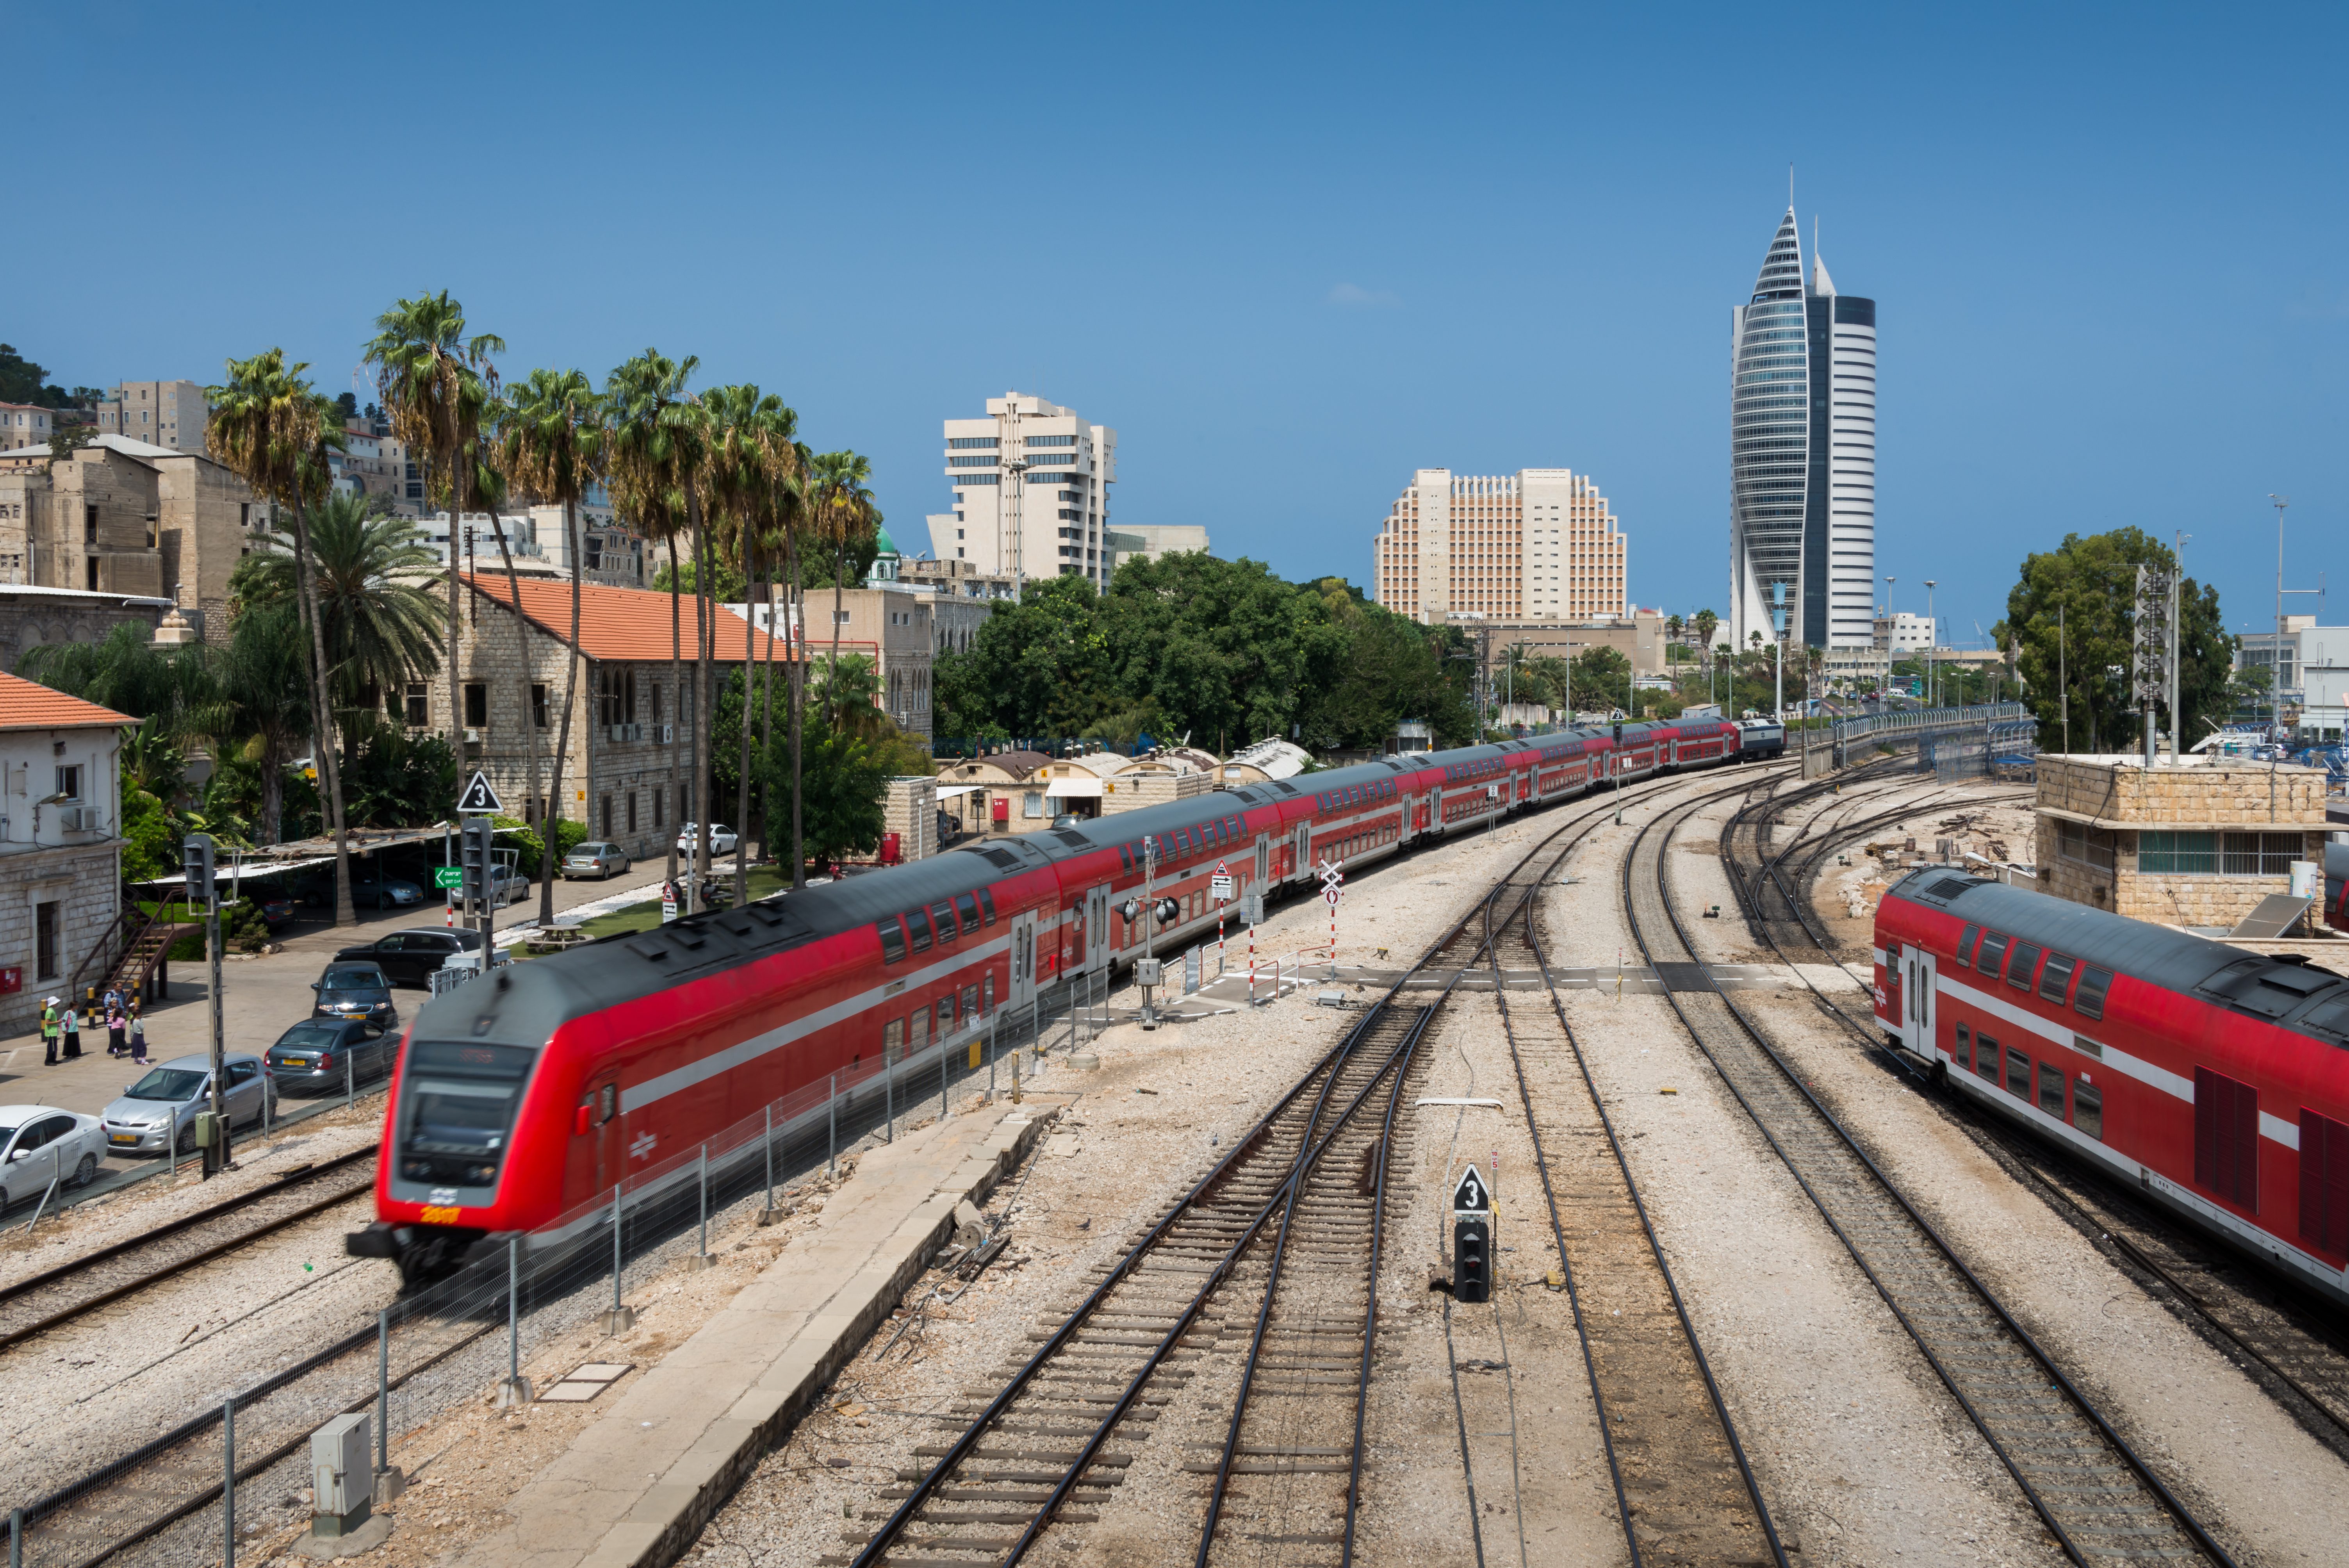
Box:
[1716, 768, 2349, 1469]
[1638, 779, 2238, 1567]
[842, 764, 1791, 1568]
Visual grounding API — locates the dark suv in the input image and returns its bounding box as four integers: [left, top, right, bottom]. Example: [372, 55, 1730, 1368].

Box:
[330, 928, 485, 988]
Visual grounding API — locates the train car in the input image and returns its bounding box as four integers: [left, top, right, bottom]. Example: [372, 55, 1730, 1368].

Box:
[2327, 840, 2349, 934]
[1874, 869, 2349, 1308]
[1734, 717, 1786, 760]
[350, 724, 1767, 1281]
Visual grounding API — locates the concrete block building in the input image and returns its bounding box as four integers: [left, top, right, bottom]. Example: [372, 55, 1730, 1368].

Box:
[2034, 755, 2331, 929]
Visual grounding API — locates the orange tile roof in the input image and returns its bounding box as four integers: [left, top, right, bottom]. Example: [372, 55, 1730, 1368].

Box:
[0, 670, 136, 731]
[460, 574, 793, 664]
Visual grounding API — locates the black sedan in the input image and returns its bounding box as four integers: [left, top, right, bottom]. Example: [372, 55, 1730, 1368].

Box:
[266, 1018, 396, 1096]
[331, 928, 485, 989]
[312, 962, 399, 1025]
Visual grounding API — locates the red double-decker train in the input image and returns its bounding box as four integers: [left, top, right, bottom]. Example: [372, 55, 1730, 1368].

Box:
[1875, 870, 2349, 1308]
[351, 716, 1766, 1280]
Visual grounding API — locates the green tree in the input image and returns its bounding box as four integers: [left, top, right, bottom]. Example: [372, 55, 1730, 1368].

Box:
[234, 495, 443, 726]
[651, 555, 748, 602]
[197, 602, 314, 845]
[496, 366, 607, 928]
[605, 349, 700, 902]
[777, 712, 888, 866]
[209, 348, 358, 922]
[2005, 529, 2231, 752]
[1570, 645, 1632, 713]
[340, 716, 458, 829]
[806, 451, 880, 727]
[365, 291, 504, 805]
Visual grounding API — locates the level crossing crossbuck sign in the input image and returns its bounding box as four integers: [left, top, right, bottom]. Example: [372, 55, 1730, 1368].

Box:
[457, 770, 503, 815]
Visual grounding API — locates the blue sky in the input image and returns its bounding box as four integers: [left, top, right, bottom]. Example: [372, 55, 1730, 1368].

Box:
[15, 3, 2345, 648]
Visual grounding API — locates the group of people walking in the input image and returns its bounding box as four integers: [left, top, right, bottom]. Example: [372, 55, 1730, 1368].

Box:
[40, 987, 144, 1066]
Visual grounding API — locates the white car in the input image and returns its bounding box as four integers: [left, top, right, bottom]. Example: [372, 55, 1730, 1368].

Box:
[0, 1104, 109, 1206]
[676, 823, 739, 857]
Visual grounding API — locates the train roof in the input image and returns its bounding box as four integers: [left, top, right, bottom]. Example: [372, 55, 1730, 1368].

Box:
[1888, 868, 2349, 1045]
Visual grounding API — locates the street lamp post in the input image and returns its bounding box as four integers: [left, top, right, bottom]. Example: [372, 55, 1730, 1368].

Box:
[1923, 579, 1938, 708]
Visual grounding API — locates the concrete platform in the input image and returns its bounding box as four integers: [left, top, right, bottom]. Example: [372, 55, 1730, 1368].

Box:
[449, 1100, 1058, 1568]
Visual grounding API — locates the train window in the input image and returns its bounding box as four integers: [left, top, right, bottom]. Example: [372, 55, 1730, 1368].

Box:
[2037, 1063, 2067, 1119]
[1119, 845, 1134, 874]
[2074, 966, 2113, 1021]
[931, 901, 960, 942]
[1177, 827, 1193, 853]
[2005, 1047, 2032, 1100]
[1976, 931, 2010, 978]
[937, 995, 956, 1032]
[1975, 1033, 2000, 1083]
[955, 893, 981, 931]
[1954, 1022, 1971, 1070]
[2039, 953, 2077, 1004]
[909, 1008, 930, 1053]
[2075, 1081, 2103, 1141]
[877, 918, 907, 964]
[2071, 1033, 2105, 1059]
[2005, 942, 2042, 991]
[1956, 925, 1980, 967]
[906, 908, 934, 953]
[978, 887, 998, 925]
[961, 983, 978, 1021]
[884, 1017, 904, 1062]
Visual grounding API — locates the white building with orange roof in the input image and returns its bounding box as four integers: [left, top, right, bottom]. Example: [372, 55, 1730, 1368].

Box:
[0, 670, 134, 1035]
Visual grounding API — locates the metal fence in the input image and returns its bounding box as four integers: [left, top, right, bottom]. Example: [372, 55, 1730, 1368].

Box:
[7, 965, 1121, 1568]
[1831, 701, 2029, 769]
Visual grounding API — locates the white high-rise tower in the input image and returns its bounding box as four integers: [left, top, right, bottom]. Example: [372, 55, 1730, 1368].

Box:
[925, 392, 1116, 591]
[1729, 208, 1877, 650]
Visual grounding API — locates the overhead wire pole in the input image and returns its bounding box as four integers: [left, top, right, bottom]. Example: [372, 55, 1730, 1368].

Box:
[2169, 533, 2189, 763]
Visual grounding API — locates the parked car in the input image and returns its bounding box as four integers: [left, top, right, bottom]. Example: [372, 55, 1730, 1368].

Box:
[266, 1018, 396, 1096]
[562, 842, 632, 881]
[350, 870, 425, 910]
[487, 865, 531, 906]
[254, 892, 298, 930]
[675, 823, 739, 857]
[100, 1054, 275, 1157]
[0, 1105, 109, 1203]
[332, 928, 485, 988]
[312, 962, 399, 1025]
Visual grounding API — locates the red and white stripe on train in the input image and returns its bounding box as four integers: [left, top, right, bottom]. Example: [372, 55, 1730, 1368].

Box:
[352, 714, 1782, 1281]
[1875, 868, 2349, 1308]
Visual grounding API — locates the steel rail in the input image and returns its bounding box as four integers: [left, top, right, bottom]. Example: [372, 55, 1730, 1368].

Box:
[1495, 897, 1787, 1567]
[0, 1154, 377, 1353]
[1626, 787, 2238, 1568]
[853, 761, 1791, 1568]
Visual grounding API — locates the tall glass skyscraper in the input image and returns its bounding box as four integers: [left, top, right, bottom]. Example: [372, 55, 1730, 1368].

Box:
[1730, 208, 1876, 651]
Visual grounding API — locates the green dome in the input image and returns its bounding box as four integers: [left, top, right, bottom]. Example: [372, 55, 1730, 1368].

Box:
[873, 526, 899, 557]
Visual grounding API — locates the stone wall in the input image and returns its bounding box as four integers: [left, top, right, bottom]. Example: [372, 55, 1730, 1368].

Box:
[0, 840, 124, 1038]
[883, 776, 937, 862]
[1101, 772, 1210, 814]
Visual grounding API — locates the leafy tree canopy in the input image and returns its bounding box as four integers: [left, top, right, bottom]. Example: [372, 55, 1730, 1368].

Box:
[2004, 528, 2231, 752]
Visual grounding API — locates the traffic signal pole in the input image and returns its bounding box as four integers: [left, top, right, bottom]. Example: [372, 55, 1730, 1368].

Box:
[184, 835, 226, 1177]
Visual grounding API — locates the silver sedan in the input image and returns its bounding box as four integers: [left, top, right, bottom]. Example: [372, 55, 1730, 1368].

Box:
[0, 1105, 109, 1206]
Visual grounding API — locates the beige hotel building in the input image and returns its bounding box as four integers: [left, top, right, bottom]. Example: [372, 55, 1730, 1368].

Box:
[1373, 468, 1624, 624]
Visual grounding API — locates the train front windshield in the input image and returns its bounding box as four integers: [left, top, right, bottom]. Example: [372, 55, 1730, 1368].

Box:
[397, 1041, 538, 1190]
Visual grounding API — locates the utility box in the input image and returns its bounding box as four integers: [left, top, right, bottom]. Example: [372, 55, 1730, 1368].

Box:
[191, 1112, 219, 1148]
[1453, 1216, 1491, 1304]
[310, 1413, 372, 1536]
[1133, 957, 1162, 988]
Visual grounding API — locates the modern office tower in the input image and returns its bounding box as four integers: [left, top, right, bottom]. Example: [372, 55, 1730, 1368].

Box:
[924, 392, 1116, 591]
[1729, 208, 1876, 650]
[1372, 468, 1624, 624]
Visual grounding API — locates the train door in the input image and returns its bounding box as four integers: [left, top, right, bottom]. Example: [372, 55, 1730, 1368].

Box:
[1294, 820, 1313, 878]
[1901, 948, 1937, 1057]
[1009, 909, 1039, 1009]
[1427, 787, 1441, 831]
[1085, 885, 1111, 973]
[1254, 835, 1271, 891]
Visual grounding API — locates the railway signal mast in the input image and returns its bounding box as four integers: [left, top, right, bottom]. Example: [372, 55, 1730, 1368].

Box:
[2132, 561, 2173, 768]
[1000, 396, 1025, 602]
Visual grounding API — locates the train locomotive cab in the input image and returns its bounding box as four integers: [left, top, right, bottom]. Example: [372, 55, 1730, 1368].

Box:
[1733, 718, 1785, 761]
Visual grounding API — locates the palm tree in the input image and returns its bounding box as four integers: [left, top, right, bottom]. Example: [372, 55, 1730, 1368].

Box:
[191, 602, 313, 846]
[781, 439, 815, 887]
[806, 451, 879, 727]
[237, 495, 444, 733]
[497, 368, 606, 928]
[364, 293, 503, 800]
[697, 384, 800, 906]
[209, 349, 359, 923]
[606, 350, 698, 905]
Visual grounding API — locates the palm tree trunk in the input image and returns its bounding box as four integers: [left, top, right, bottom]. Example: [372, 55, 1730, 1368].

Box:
[735, 524, 754, 908]
[688, 485, 713, 910]
[789, 531, 804, 889]
[259, 735, 285, 848]
[829, 544, 846, 728]
[759, 546, 776, 873]
[485, 513, 544, 925]
[540, 494, 583, 931]
[288, 494, 356, 927]
[664, 534, 682, 910]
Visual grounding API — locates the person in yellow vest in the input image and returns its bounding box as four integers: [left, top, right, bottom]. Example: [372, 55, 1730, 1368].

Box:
[39, 997, 59, 1066]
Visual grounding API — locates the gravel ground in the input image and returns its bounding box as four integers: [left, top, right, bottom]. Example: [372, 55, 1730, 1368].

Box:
[1678, 779, 2349, 1566]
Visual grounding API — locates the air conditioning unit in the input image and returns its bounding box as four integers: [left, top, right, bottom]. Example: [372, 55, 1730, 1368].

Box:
[656, 724, 675, 744]
[607, 723, 643, 744]
[464, 729, 483, 744]
[58, 807, 90, 832]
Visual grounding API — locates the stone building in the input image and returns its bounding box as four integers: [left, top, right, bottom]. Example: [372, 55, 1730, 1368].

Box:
[0, 404, 53, 451]
[0, 584, 173, 671]
[2035, 755, 2331, 930]
[0, 435, 265, 638]
[433, 575, 784, 867]
[934, 750, 1053, 837]
[0, 671, 134, 1039]
[95, 380, 209, 456]
[737, 588, 935, 743]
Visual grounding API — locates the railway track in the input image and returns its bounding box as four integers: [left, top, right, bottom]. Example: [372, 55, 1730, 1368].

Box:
[0, 1148, 377, 1354]
[845, 765, 1786, 1567]
[1629, 783, 2238, 1568]
[1488, 866, 1783, 1564]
